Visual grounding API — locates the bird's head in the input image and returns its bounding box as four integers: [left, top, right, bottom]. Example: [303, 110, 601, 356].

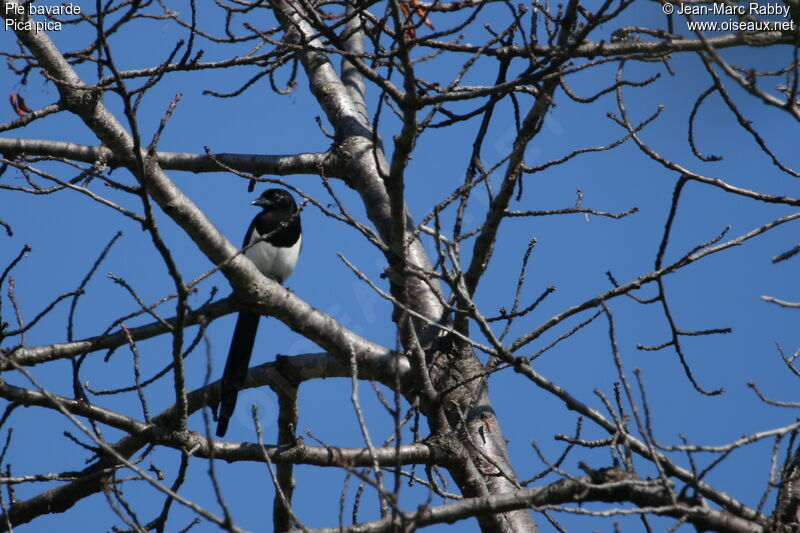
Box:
[251, 188, 297, 212]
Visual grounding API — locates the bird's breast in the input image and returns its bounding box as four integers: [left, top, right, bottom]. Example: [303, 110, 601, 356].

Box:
[245, 234, 301, 283]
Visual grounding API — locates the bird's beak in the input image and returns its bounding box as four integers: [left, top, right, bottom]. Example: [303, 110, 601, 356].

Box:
[252, 198, 270, 207]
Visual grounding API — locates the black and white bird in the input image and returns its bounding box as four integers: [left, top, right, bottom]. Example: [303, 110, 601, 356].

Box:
[216, 188, 302, 437]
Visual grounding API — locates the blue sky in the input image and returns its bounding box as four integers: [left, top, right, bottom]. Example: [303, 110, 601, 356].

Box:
[2, 1, 800, 531]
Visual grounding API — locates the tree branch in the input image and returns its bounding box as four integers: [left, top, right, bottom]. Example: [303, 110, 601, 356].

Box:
[0, 138, 338, 177]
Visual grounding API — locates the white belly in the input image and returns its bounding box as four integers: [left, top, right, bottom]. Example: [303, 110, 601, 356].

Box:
[245, 234, 301, 283]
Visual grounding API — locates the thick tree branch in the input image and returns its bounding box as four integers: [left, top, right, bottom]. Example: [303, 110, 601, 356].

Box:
[289, 468, 763, 533]
[272, 0, 446, 330]
[424, 30, 794, 60]
[1, 298, 233, 370]
[0, 137, 338, 177]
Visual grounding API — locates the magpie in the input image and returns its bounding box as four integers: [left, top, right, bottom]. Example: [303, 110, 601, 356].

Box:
[216, 188, 302, 437]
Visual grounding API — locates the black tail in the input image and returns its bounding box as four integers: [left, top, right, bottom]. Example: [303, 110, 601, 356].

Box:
[216, 312, 260, 437]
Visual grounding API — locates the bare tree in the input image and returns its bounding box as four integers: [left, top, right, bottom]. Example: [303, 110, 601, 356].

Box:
[1, 0, 799, 531]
